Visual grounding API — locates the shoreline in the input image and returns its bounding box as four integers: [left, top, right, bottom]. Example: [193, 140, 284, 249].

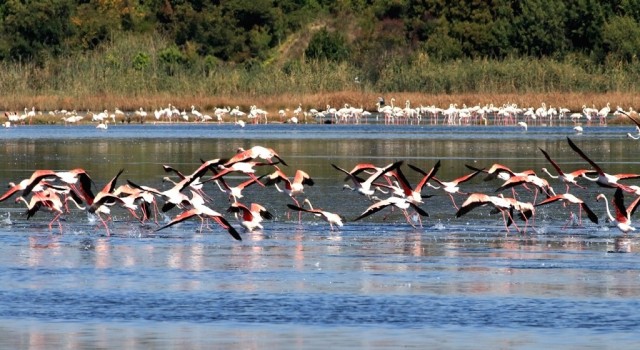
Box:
[4, 92, 640, 118]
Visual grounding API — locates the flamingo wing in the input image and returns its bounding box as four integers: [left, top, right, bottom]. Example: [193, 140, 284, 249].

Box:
[567, 137, 603, 174]
[580, 203, 599, 224]
[210, 215, 242, 241]
[353, 200, 392, 221]
[408, 160, 441, 192]
[155, 208, 199, 232]
[538, 148, 565, 175]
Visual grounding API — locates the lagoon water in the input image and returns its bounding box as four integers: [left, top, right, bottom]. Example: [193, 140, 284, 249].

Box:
[1, 122, 640, 349]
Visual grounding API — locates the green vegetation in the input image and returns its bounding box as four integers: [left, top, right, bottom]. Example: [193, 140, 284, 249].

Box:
[2, 0, 640, 110]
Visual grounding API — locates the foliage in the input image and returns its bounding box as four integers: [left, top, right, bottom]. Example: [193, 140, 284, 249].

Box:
[305, 28, 350, 62]
[3, 1, 640, 95]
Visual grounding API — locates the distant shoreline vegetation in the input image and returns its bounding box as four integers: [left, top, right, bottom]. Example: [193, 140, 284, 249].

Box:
[2, 34, 640, 114]
[4, 1, 640, 113]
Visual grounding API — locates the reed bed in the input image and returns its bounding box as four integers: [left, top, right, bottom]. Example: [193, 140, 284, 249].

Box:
[2, 34, 640, 115]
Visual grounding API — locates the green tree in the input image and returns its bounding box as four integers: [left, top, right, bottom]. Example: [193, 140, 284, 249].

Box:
[0, 0, 75, 61]
[305, 28, 350, 61]
[603, 15, 640, 62]
[565, 0, 605, 53]
[511, 0, 568, 57]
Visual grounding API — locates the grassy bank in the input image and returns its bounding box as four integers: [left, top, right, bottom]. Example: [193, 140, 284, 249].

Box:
[2, 34, 640, 115]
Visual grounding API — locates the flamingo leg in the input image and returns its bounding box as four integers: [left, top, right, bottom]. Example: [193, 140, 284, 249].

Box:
[96, 213, 111, 236]
[448, 193, 459, 210]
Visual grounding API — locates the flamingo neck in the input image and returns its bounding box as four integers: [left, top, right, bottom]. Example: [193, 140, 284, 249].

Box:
[600, 197, 616, 223]
[542, 168, 558, 179]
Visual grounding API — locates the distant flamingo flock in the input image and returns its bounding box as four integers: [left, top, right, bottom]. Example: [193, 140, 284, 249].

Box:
[2, 100, 636, 128]
[2, 126, 640, 240]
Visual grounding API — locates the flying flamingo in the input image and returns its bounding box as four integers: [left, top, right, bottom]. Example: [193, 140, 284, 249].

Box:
[596, 188, 640, 234]
[495, 174, 556, 204]
[226, 146, 287, 166]
[423, 165, 483, 209]
[155, 191, 241, 240]
[209, 159, 273, 184]
[539, 147, 592, 192]
[15, 188, 83, 232]
[0, 170, 59, 202]
[567, 137, 640, 192]
[227, 201, 273, 232]
[353, 195, 428, 228]
[287, 199, 345, 231]
[332, 161, 403, 198]
[466, 163, 535, 182]
[535, 193, 599, 229]
[455, 193, 530, 234]
[213, 175, 265, 202]
[263, 166, 314, 207]
[88, 169, 126, 235]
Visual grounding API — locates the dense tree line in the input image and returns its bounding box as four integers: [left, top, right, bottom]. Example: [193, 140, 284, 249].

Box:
[2, 1, 640, 87]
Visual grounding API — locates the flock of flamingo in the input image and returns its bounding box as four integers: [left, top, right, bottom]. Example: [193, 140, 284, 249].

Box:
[2, 117, 640, 240]
[2, 100, 635, 128]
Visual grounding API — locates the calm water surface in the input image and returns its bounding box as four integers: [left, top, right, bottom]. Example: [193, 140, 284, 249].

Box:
[1, 123, 640, 349]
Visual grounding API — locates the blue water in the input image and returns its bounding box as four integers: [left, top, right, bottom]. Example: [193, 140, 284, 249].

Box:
[1, 123, 639, 349]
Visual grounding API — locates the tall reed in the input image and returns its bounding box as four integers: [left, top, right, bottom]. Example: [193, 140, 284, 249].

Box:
[3, 33, 640, 113]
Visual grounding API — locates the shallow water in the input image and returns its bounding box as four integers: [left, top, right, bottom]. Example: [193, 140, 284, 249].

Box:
[1, 123, 640, 349]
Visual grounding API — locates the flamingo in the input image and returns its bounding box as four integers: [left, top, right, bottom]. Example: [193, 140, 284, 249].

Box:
[226, 146, 287, 166]
[573, 125, 583, 134]
[596, 188, 640, 234]
[287, 199, 344, 231]
[617, 109, 640, 139]
[209, 159, 273, 184]
[113, 183, 159, 224]
[517, 121, 528, 131]
[227, 201, 273, 232]
[156, 191, 242, 240]
[134, 107, 147, 123]
[190, 105, 202, 121]
[567, 137, 640, 192]
[390, 161, 440, 205]
[52, 168, 96, 205]
[96, 120, 108, 130]
[597, 102, 610, 124]
[0, 170, 59, 202]
[535, 193, 599, 228]
[213, 175, 265, 202]
[455, 193, 526, 233]
[15, 189, 71, 232]
[353, 195, 428, 228]
[426, 166, 483, 209]
[88, 169, 126, 235]
[495, 174, 556, 203]
[263, 166, 314, 207]
[466, 163, 535, 182]
[538, 147, 592, 192]
[332, 161, 403, 198]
